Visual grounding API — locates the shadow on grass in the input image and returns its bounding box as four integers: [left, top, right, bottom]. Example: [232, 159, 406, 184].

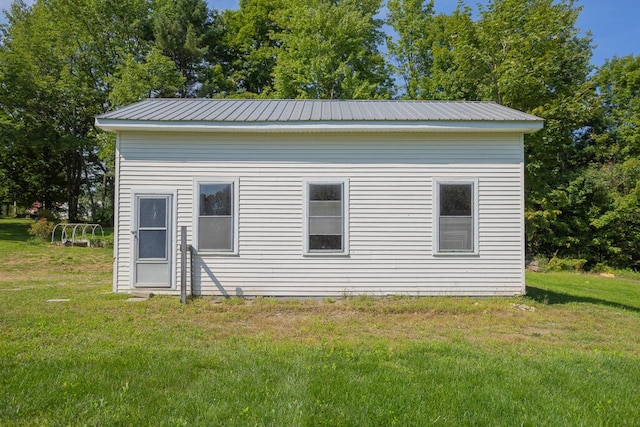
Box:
[526, 286, 640, 314]
[0, 218, 32, 242]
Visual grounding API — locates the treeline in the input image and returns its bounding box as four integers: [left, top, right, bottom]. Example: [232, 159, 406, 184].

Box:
[0, 0, 638, 269]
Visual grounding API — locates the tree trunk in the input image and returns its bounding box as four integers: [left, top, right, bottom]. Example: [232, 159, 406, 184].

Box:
[65, 149, 85, 222]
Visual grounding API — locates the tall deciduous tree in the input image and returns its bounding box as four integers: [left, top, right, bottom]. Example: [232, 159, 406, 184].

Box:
[386, 0, 436, 99]
[210, 0, 283, 97]
[273, 0, 392, 99]
[109, 48, 186, 107]
[153, 0, 210, 96]
[573, 55, 640, 268]
[590, 55, 640, 162]
[390, 0, 593, 258]
[0, 0, 152, 221]
[470, 0, 594, 259]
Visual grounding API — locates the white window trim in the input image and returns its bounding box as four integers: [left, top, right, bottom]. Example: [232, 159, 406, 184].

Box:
[303, 178, 350, 256]
[193, 178, 239, 255]
[433, 178, 479, 256]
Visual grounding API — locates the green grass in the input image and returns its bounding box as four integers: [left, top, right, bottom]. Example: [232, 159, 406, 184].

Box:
[0, 216, 33, 242]
[527, 271, 640, 313]
[1, 217, 640, 425]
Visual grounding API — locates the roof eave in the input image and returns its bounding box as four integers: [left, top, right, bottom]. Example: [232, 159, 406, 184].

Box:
[95, 119, 544, 134]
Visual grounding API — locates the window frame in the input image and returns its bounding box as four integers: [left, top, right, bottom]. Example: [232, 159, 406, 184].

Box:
[433, 178, 479, 256]
[303, 178, 350, 256]
[193, 178, 239, 255]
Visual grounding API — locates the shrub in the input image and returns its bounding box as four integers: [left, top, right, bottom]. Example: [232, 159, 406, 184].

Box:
[546, 256, 587, 272]
[87, 234, 114, 248]
[591, 263, 614, 274]
[103, 234, 114, 248]
[28, 218, 55, 242]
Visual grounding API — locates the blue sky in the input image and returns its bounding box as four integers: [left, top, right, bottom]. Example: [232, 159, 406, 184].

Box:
[0, 0, 637, 66]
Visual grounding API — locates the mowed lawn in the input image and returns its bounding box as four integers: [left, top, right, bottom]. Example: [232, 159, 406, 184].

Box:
[1, 218, 639, 426]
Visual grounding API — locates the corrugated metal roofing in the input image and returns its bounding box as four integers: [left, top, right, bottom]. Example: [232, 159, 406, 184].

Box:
[97, 99, 541, 123]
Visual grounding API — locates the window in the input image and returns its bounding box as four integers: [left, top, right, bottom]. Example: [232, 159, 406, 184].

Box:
[305, 179, 349, 254]
[138, 197, 169, 259]
[196, 180, 238, 252]
[435, 179, 478, 254]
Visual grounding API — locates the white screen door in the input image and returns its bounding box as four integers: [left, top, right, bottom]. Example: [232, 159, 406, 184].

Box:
[133, 194, 172, 287]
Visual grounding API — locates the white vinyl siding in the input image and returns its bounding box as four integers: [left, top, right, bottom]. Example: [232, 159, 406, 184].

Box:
[114, 132, 525, 297]
[434, 179, 479, 255]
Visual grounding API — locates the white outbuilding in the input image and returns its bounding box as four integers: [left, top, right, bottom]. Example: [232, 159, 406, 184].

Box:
[96, 99, 543, 297]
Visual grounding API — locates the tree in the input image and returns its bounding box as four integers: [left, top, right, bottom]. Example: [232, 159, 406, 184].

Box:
[273, 0, 392, 99]
[474, 0, 592, 110]
[153, 0, 211, 96]
[109, 48, 186, 107]
[0, 0, 152, 221]
[386, 0, 436, 99]
[589, 55, 640, 163]
[475, 1, 594, 261]
[0, 109, 67, 211]
[575, 55, 640, 268]
[426, 6, 486, 100]
[206, 0, 283, 98]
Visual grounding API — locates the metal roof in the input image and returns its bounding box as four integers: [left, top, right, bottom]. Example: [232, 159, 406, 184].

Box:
[98, 98, 541, 122]
[95, 99, 544, 134]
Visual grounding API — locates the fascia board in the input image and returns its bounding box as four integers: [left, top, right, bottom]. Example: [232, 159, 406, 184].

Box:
[95, 118, 544, 134]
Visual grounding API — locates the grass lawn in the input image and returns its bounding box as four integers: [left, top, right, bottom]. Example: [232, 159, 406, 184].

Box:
[1, 217, 639, 425]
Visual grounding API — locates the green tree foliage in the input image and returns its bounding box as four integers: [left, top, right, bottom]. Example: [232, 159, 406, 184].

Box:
[590, 55, 640, 162]
[273, 0, 392, 99]
[387, 3, 486, 100]
[110, 48, 186, 107]
[576, 56, 640, 268]
[153, 0, 211, 96]
[386, 0, 436, 99]
[211, 0, 283, 97]
[524, 57, 640, 269]
[0, 0, 152, 221]
[474, 0, 591, 109]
